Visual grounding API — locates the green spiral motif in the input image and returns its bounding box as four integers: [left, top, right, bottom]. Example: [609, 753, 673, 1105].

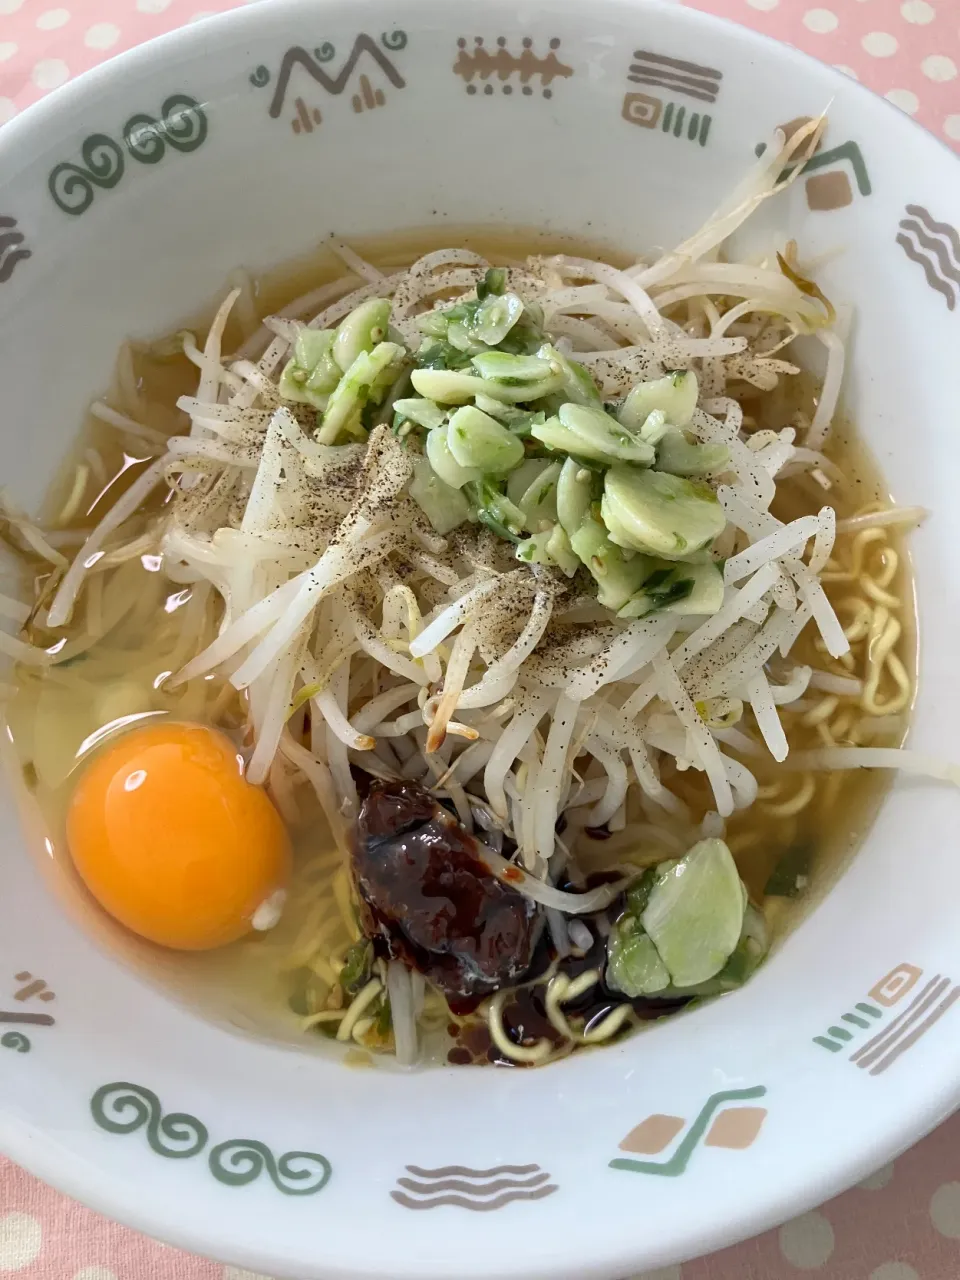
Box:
[250, 65, 270, 87]
[381, 30, 407, 51]
[1, 1031, 30, 1053]
[91, 1083, 209, 1159]
[209, 1139, 332, 1196]
[313, 42, 336, 61]
[48, 134, 125, 215]
[160, 96, 208, 153]
[123, 112, 167, 164]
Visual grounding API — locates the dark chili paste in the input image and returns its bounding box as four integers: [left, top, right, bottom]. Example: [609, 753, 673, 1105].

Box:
[353, 780, 542, 999]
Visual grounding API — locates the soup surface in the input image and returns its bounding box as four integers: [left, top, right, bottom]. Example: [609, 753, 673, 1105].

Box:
[2, 171, 918, 1068]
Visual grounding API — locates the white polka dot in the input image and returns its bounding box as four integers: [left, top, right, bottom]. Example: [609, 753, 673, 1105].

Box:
[779, 1211, 836, 1270]
[31, 58, 70, 89]
[189, 9, 215, 19]
[0, 1212, 43, 1271]
[0, 0, 24, 12]
[931, 1182, 960, 1237]
[900, 0, 935, 21]
[73, 1269, 119, 1280]
[36, 7, 70, 29]
[859, 1161, 896, 1190]
[834, 64, 860, 78]
[885, 88, 920, 113]
[747, 0, 780, 10]
[0, 43, 17, 61]
[804, 8, 839, 32]
[944, 114, 960, 139]
[84, 22, 120, 48]
[0, 98, 16, 123]
[862, 31, 899, 55]
[135, 0, 171, 10]
[870, 1265, 920, 1280]
[922, 54, 957, 81]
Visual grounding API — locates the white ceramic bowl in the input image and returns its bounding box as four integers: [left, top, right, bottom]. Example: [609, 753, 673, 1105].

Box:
[2, 1, 960, 1276]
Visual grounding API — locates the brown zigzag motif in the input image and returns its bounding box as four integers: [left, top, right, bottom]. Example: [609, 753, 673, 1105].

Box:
[897, 204, 960, 312]
[268, 37, 405, 119]
[453, 42, 572, 87]
[905, 204, 960, 271]
[897, 232, 957, 311]
[391, 1162, 558, 1210]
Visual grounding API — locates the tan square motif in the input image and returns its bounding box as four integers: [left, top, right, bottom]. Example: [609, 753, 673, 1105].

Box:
[869, 963, 923, 1007]
[618, 1113, 685, 1154]
[622, 92, 662, 129]
[806, 171, 853, 211]
[777, 116, 821, 151]
[704, 1106, 768, 1150]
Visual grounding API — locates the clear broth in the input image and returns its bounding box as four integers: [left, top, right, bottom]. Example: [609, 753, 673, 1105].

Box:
[3, 230, 916, 1060]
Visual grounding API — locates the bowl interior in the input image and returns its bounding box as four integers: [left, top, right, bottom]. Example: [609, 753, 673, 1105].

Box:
[1, 2, 960, 1277]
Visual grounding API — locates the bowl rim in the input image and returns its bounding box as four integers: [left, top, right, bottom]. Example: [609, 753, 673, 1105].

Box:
[1, 0, 959, 1275]
[3, 0, 958, 172]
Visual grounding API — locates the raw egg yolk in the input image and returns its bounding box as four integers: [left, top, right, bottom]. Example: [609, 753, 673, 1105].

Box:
[66, 721, 291, 951]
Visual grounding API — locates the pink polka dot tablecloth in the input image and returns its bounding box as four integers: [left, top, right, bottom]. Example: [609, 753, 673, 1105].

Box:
[2, 0, 960, 1277]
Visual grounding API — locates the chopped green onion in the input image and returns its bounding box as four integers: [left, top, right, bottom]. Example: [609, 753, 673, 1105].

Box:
[515, 522, 578, 575]
[410, 458, 471, 534]
[639, 904, 769, 1000]
[506, 458, 559, 528]
[411, 368, 561, 405]
[537, 343, 603, 406]
[464, 479, 525, 543]
[656, 429, 730, 477]
[476, 267, 507, 300]
[333, 298, 392, 373]
[425, 424, 482, 489]
[601, 467, 726, 558]
[640, 839, 745, 987]
[618, 370, 699, 431]
[606, 918, 671, 997]
[392, 397, 447, 431]
[617, 558, 723, 618]
[446, 405, 525, 475]
[446, 319, 489, 355]
[557, 403, 655, 466]
[471, 293, 525, 346]
[624, 868, 659, 918]
[556, 457, 596, 535]
[295, 328, 336, 370]
[340, 939, 374, 998]
[470, 351, 556, 386]
[278, 329, 340, 409]
[418, 311, 451, 339]
[416, 339, 474, 371]
[546, 524, 579, 576]
[570, 516, 654, 611]
[617, 568, 694, 617]
[639, 409, 669, 445]
[317, 341, 406, 443]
